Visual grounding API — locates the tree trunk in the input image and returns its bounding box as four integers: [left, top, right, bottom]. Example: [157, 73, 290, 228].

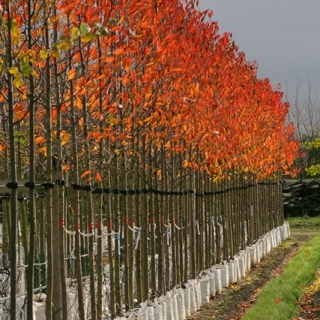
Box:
[6, 2, 18, 317]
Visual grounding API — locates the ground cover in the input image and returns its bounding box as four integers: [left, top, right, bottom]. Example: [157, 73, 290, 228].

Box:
[243, 232, 320, 319]
[187, 217, 320, 320]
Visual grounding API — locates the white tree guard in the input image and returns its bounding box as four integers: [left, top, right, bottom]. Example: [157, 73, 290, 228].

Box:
[172, 293, 179, 320]
[238, 253, 246, 278]
[183, 287, 191, 317]
[189, 281, 197, 314]
[176, 288, 186, 320]
[228, 261, 235, 283]
[165, 292, 174, 320]
[221, 263, 229, 288]
[199, 277, 210, 305]
[213, 268, 222, 293]
[147, 306, 154, 320]
[153, 298, 163, 320]
[195, 280, 201, 311]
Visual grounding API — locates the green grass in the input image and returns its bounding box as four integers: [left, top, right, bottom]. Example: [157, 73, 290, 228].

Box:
[242, 227, 320, 320]
[286, 215, 320, 232]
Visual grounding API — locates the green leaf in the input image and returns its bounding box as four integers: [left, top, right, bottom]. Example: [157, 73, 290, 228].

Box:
[39, 49, 48, 59]
[71, 27, 80, 38]
[52, 48, 61, 59]
[14, 131, 28, 144]
[81, 33, 94, 43]
[101, 28, 109, 36]
[109, 18, 117, 25]
[15, 131, 25, 138]
[56, 40, 73, 50]
[13, 76, 23, 88]
[80, 22, 91, 36]
[8, 67, 19, 75]
[20, 57, 32, 76]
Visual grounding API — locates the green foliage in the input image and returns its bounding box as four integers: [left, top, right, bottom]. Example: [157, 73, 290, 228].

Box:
[305, 164, 320, 176]
[304, 138, 320, 150]
[80, 22, 91, 36]
[304, 138, 320, 177]
[242, 231, 320, 320]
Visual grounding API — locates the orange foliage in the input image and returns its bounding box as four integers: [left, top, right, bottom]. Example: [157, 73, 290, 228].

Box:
[0, 0, 299, 180]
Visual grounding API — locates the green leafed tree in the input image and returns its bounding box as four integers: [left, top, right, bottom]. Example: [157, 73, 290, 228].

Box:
[304, 138, 320, 177]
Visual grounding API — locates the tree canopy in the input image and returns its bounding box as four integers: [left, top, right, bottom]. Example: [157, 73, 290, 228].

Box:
[0, 0, 299, 181]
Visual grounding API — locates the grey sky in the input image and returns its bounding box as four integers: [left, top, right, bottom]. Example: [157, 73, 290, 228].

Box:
[198, 0, 320, 101]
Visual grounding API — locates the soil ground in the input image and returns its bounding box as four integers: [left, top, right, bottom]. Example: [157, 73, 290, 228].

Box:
[187, 232, 320, 320]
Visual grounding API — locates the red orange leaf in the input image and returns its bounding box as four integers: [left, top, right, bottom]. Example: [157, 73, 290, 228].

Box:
[35, 136, 46, 145]
[113, 48, 124, 55]
[96, 173, 102, 182]
[81, 170, 92, 178]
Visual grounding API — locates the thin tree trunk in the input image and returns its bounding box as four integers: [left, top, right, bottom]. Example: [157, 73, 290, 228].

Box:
[154, 147, 164, 293]
[44, 17, 54, 318]
[54, 52, 68, 320]
[134, 134, 142, 303]
[6, 2, 18, 317]
[141, 136, 149, 300]
[68, 47, 85, 319]
[52, 159, 62, 319]
[149, 145, 156, 296]
[107, 138, 116, 317]
[95, 37, 105, 320]
[163, 147, 170, 290]
[113, 146, 122, 316]
[182, 152, 188, 282]
[26, 0, 36, 315]
[189, 153, 196, 276]
[79, 44, 97, 320]
[50, 4, 68, 317]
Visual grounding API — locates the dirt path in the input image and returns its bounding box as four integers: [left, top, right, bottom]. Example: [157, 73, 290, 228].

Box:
[187, 232, 315, 320]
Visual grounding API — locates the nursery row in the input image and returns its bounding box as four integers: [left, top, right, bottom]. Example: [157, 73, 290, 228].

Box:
[0, 178, 284, 319]
[0, 0, 298, 319]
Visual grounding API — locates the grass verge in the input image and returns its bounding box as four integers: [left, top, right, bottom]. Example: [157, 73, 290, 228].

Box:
[242, 230, 320, 320]
[286, 215, 320, 232]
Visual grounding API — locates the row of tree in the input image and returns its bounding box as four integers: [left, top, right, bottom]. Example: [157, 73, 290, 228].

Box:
[0, 0, 298, 319]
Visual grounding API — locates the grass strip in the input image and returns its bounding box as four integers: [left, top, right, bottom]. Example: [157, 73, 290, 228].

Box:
[287, 216, 320, 232]
[242, 232, 320, 320]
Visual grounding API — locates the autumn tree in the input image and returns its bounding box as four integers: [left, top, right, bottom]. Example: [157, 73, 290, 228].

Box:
[0, 0, 300, 319]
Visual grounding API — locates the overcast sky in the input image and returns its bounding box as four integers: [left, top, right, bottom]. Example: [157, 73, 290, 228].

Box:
[198, 0, 320, 102]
